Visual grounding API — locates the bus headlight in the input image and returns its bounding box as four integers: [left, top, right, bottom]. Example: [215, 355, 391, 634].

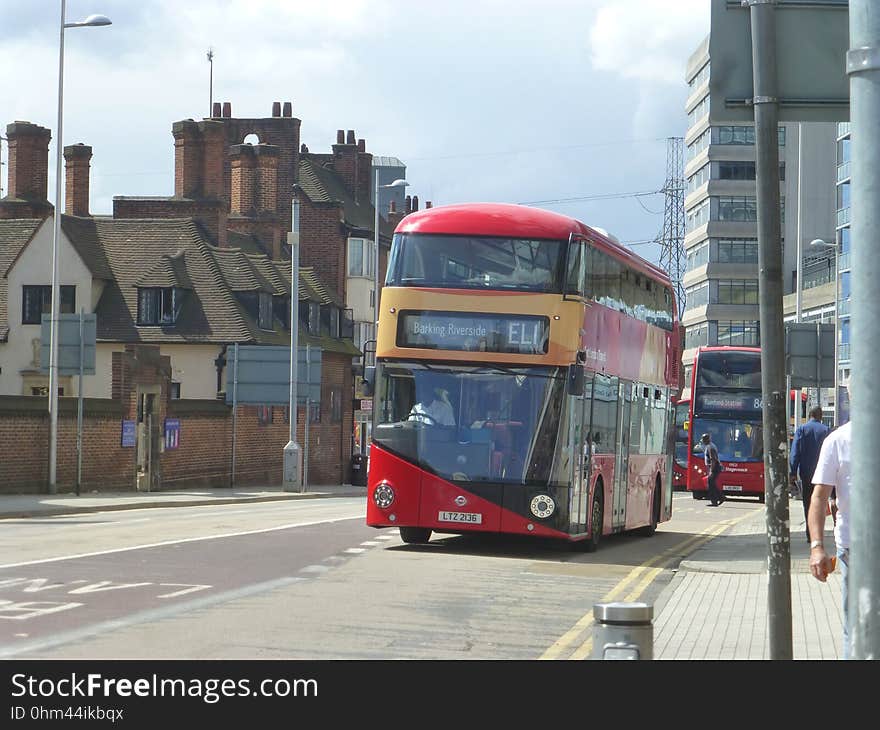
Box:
[373, 483, 395, 509]
[530, 494, 555, 519]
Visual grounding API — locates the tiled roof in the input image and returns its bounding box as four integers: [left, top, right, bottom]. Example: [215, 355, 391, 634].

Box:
[0, 215, 358, 354]
[0, 218, 43, 341]
[226, 229, 271, 257]
[134, 250, 194, 289]
[298, 158, 395, 243]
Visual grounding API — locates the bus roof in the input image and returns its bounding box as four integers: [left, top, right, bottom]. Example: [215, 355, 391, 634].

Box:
[696, 346, 761, 354]
[396, 202, 671, 285]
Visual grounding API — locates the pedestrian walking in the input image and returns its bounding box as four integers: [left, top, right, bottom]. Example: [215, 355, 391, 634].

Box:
[807, 378, 851, 659]
[789, 405, 830, 542]
[700, 432, 724, 507]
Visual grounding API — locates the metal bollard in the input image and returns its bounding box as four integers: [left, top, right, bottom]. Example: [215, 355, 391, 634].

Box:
[592, 602, 653, 660]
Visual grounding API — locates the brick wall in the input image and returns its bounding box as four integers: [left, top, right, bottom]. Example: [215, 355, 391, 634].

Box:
[0, 349, 355, 493]
[296, 195, 346, 302]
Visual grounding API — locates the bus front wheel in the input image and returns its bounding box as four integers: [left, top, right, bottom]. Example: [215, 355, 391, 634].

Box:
[637, 477, 662, 537]
[692, 490, 707, 500]
[399, 527, 432, 544]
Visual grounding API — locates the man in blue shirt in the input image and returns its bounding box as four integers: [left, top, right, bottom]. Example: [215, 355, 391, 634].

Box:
[790, 405, 830, 543]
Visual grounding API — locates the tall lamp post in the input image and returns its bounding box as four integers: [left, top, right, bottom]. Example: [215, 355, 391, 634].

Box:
[372, 173, 409, 335]
[47, 3, 112, 494]
[810, 237, 840, 425]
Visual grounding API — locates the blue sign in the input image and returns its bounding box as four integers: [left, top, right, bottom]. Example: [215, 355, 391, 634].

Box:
[164, 418, 181, 450]
[121, 420, 136, 448]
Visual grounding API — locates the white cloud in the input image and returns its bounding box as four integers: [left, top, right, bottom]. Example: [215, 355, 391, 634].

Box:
[589, 0, 709, 85]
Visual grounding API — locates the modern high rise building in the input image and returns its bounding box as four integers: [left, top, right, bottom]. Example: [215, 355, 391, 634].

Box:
[834, 122, 851, 423]
[681, 37, 837, 397]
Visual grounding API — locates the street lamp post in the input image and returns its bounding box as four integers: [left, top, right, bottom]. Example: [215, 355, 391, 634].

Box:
[810, 238, 840, 425]
[47, 2, 112, 494]
[372, 173, 409, 336]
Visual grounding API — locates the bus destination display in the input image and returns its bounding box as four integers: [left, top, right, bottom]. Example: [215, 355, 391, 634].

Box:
[397, 311, 549, 354]
[696, 392, 763, 415]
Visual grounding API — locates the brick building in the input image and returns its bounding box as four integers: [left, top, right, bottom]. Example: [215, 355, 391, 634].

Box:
[0, 106, 362, 490]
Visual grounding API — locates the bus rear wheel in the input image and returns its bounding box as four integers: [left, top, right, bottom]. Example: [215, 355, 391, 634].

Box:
[399, 527, 432, 544]
[637, 477, 662, 537]
[692, 490, 707, 500]
[583, 483, 604, 553]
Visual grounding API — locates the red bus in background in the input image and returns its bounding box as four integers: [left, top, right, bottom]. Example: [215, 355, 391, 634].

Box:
[686, 346, 765, 503]
[673, 397, 689, 490]
[365, 203, 680, 550]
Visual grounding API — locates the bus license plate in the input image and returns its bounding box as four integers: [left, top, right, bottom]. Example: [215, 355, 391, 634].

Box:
[724, 485, 743, 492]
[438, 511, 482, 524]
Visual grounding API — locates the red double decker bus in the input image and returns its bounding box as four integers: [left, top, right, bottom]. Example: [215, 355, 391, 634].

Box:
[686, 346, 765, 503]
[365, 203, 680, 550]
[673, 397, 689, 490]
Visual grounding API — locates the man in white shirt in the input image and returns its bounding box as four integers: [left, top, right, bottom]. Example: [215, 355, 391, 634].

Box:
[808, 377, 851, 658]
[408, 388, 456, 426]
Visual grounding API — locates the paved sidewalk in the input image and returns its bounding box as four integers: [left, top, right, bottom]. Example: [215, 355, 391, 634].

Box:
[0, 486, 842, 659]
[653, 502, 843, 660]
[0, 483, 366, 519]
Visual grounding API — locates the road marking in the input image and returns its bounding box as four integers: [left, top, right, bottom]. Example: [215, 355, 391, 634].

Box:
[539, 511, 755, 660]
[0, 576, 305, 658]
[0, 600, 84, 621]
[359, 541, 381, 547]
[0, 515, 362, 570]
[344, 548, 366, 554]
[299, 565, 330, 574]
[155, 584, 212, 599]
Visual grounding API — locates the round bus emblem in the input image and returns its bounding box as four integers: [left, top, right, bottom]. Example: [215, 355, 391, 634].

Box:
[454, 495, 467, 507]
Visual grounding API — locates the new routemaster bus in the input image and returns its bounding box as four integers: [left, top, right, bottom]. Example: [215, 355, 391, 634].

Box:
[673, 397, 689, 490]
[364, 202, 681, 550]
[686, 346, 765, 502]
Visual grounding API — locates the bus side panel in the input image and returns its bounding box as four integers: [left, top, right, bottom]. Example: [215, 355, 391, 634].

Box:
[366, 445, 423, 528]
[499, 486, 572, 538]
[624, 454, 662, 530]
[590, 454, 615, 536]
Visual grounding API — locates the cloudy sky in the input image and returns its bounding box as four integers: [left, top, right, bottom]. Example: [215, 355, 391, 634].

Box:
[0, 0, 709, 266]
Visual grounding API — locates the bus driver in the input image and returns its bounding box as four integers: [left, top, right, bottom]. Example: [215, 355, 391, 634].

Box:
[408, 387, 456, 426]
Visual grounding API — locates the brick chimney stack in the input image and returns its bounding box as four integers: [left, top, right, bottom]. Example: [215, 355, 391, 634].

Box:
[332, 128, 360, 201]
[0, 122, 53, 219]
[63, 143, 92, 217]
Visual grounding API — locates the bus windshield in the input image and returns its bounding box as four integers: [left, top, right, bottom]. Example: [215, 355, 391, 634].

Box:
[696, 351, 762, 389]
[374, 362, 565, 485]
[692, 417, 763, 463]
[387, 233, 565, 292]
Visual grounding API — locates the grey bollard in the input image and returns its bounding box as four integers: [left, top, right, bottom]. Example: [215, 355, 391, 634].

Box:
[592, 602, 653, 660]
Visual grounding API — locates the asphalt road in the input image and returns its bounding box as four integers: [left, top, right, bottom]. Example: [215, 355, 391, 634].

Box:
[0, 492, 761, 659]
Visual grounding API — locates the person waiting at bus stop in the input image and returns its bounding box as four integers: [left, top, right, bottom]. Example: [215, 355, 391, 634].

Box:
[701, 432, 724, 507]
[789, 405, 830, 543]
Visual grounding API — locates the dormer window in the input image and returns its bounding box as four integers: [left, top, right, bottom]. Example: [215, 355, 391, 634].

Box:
[258, 292, 273, 330]
[137, 287, 179, 325]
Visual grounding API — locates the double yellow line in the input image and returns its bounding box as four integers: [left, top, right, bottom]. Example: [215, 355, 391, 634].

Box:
[539, 511, 755, 660]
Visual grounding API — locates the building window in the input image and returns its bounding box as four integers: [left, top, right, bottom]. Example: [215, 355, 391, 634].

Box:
[717, 161, 756, 181]
[716, 320, 760, 346]
[717, 196, 758, 222]
[684, 364, 693, 387]
[258, 292, 273, 330]
[686, 199, 710, 232]
[309, 401, 321, 423]
[170, 382, 181, 399]
[716, 238, 758, 264]
[686, 164, 710, 197]
[684, 282, 709, 310]
[329, 307, 340, 338]
[717, 280, 759, 305]
[688, 62, 710, 90]
[22, 285, 75, 324]
[138, 287, 178, 325]
[685, 323, 709, 349]
[687, 94, 710, 127]
[686, 241, 709, 272]
[687, 128, 711, 161]
[348, 238, 375, 278]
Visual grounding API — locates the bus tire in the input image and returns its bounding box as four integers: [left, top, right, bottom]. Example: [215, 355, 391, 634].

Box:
[583, 481, 604, 553]
[637, 476, 662, 537]
[692, 490, 707, 500]
[399, 527, 432, 544]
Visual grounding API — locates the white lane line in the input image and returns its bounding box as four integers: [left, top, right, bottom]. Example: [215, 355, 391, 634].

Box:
[299, 565, 330, 574]
[359, 541, 381, 547]
[0, 576, 305, 659]
[344, 548, 366, 554]
[0, 515, 363, 570]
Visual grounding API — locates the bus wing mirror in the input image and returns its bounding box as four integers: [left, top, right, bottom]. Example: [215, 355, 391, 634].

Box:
[568, 364, 584, 397]
[362, 366, 376, 397]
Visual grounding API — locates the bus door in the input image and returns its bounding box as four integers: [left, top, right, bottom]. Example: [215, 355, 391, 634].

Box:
[568, 374, 591, 534]
[612, 380, 632, 530]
